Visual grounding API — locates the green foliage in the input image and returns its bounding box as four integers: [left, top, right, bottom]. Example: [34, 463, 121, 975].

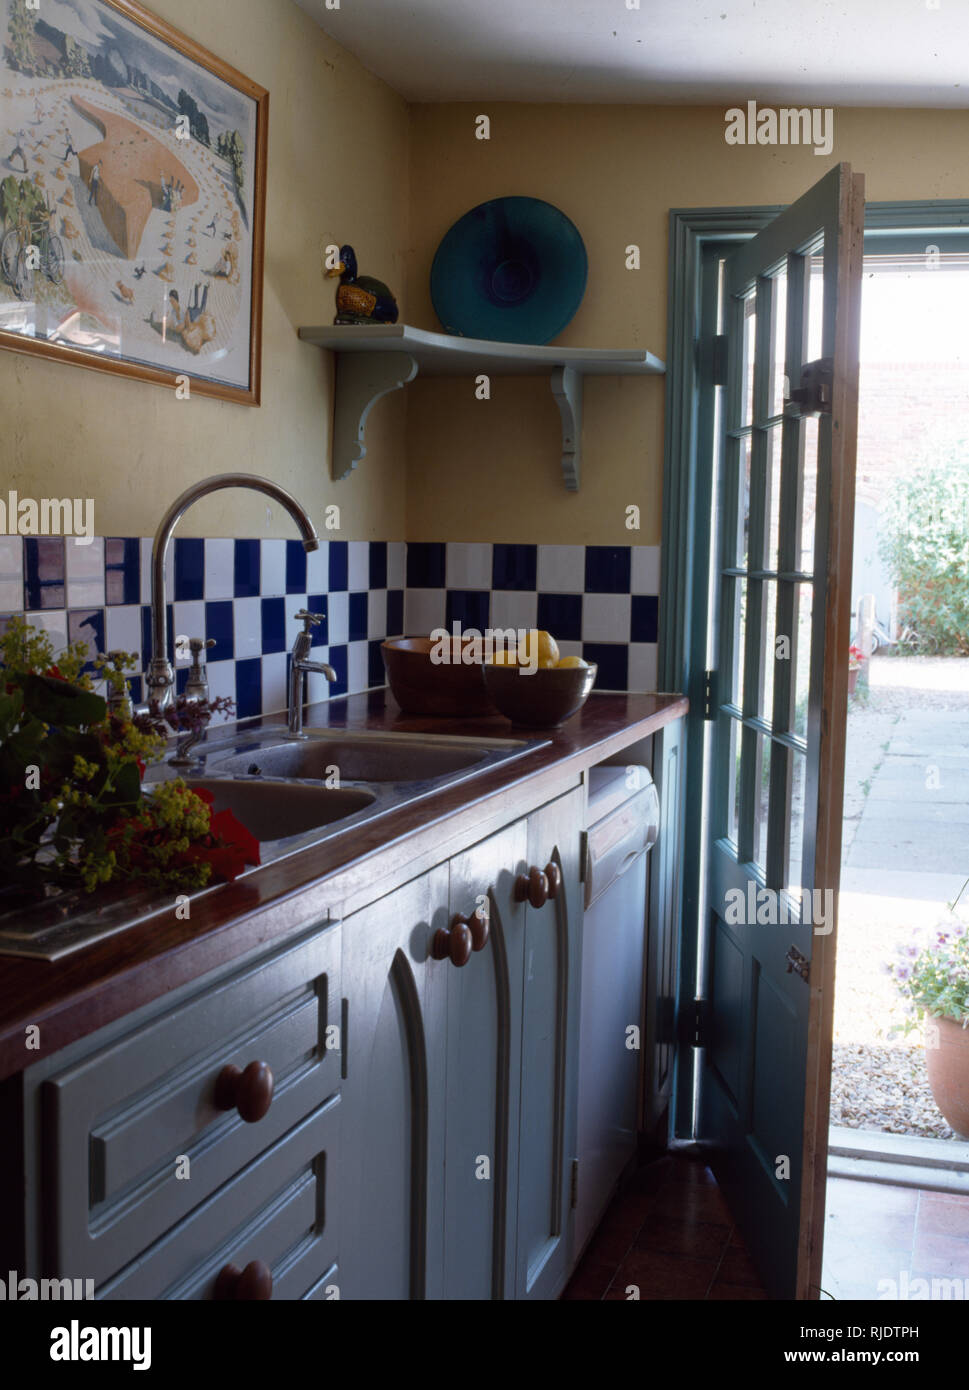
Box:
[216, 130, 245, 191]
[878, 459, 969, 656]
[1, 175, 45, 231]
[7, 0, 37, 76]
[0, 619, 214, 895]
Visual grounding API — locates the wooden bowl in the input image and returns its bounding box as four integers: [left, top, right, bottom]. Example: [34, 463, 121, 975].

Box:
[381, 636, 496, 717]
[483, 662, 597, 727]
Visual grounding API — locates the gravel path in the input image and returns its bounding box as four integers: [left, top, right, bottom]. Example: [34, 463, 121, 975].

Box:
[831, 1043, 957, 1140]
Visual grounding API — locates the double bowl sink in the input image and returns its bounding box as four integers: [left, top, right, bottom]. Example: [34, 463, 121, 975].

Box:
[163, 725, 546, 854]
[0, 725, 547, 960]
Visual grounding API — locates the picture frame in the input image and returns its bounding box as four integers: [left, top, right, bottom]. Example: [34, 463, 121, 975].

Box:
[0, 0, 268, 404]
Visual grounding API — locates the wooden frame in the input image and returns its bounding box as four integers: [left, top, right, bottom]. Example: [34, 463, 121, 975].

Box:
[0, 0, 268, 404]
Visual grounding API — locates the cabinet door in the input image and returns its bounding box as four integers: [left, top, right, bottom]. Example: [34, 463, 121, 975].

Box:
[443, 819, 527, 1301]
[339, 866, 449, 1300]
[515, 787, 583, 1300]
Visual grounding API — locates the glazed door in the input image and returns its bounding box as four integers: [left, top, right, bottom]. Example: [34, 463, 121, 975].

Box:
[698, 164, 864, 1299]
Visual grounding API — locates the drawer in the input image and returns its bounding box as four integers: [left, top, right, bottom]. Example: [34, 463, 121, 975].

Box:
[43, 923, 340, 1285]
[99, 1096, 340, 1300]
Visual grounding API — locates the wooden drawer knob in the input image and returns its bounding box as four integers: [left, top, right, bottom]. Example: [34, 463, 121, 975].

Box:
[431, 918, 473, 967]
[545, 862, 562, 899]
[214, 1060, 274, 1123]
[214, 1259, 273, 1300]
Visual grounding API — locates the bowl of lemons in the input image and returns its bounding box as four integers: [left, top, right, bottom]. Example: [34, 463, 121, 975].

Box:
[483, 630, 596, 727]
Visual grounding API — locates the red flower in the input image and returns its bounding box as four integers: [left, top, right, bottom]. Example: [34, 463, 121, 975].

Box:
[44, 665, 65, 681]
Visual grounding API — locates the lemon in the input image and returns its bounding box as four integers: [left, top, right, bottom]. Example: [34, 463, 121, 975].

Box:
[520, 629, 560, 669]
[556, 655, 588, 669]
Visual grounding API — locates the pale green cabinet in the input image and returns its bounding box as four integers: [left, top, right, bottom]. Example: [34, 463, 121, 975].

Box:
[339, 785, 583, 1301]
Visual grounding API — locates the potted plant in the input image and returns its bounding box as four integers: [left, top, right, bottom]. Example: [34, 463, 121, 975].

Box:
[848, 643, 865, 696]
[0, 616, 258, 903]
[888, 884, 969, 1138]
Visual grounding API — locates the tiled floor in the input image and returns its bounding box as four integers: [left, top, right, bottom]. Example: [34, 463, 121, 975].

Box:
[561, 1153, 769, 1300]
[822, 1177, 969, 1299]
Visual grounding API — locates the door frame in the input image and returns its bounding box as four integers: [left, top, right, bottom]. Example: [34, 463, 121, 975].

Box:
[661, 196, 969, 1262]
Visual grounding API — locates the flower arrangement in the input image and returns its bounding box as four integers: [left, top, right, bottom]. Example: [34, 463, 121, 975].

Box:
[0, 617, 259, 897]
[886, 882, 969, 1033]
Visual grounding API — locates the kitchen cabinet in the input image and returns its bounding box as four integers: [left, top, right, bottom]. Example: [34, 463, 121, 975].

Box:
[339, 785, 583, 1301]
[18, 919, 342, 1299]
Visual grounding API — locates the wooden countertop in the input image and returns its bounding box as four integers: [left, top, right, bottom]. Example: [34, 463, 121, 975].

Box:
[0, 689, 687, 1080]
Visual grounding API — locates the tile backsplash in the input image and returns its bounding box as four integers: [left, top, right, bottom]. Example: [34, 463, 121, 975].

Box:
[0, 536, 661, 722]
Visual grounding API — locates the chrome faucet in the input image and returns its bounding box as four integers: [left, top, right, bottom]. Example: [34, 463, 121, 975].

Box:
[143, 474, 321, 713]
[288, 610, 336, 738]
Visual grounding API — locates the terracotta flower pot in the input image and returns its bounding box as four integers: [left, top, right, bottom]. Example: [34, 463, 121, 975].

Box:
[924, 1016, 969, 1139]
[848, 667, 859, 695]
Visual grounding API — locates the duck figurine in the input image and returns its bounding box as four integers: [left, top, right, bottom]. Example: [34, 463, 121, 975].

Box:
[327, 244, 399, 325]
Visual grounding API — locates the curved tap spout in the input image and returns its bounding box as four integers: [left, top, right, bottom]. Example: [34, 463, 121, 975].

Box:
[147, 474, 320, 710]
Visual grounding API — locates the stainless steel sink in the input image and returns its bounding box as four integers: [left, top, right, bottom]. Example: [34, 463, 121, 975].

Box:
[208, 733, 494, 783]
[187, 779, 377, 841]
[0, 724, 548, 960]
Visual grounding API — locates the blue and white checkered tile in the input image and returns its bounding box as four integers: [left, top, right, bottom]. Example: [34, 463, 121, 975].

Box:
[402, 542, 661, 694]
[0, 537, 660, 707]
[0, 536, 407, 723]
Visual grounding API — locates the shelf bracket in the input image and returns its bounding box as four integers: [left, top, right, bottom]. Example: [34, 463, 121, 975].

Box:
[551, 365, 582, 491]
[331, 351, 418, 481]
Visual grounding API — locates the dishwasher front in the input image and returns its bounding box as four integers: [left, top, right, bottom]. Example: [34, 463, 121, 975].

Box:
[575, 765, 660, 1259]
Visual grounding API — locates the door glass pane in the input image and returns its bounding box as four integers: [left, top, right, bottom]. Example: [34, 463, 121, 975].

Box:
[742, 293, 757, 426]
[806, 253, 825, 362]
[800, 414, 819, 574]
[724, 575, 746, 709]
[793, 582, 813, 739]
[770, 265, 788, 418]
[759, 580, 778, 724]
[726, 714, 742, 848]
[764, 425, 784, 571]
[753, 732, 771, 873]
[787, 750, 807, 893]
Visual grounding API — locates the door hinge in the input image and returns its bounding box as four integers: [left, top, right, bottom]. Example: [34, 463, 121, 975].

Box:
[785, 945, 810, 984]
[703, 669, 717, 720]
[711, 334, 728, 386]
[569, 1158, 579, 1210]
[690, 998, 710, 1048]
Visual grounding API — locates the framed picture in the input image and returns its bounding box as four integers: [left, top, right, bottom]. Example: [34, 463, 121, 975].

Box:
[0, 0, 268, 404]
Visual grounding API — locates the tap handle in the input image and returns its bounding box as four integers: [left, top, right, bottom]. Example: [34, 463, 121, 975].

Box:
[189, 637, 216, 656]
[294, 609, 323, 634]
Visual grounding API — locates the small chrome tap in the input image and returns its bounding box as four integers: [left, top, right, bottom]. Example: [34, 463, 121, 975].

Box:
[288, 610, 336, 738]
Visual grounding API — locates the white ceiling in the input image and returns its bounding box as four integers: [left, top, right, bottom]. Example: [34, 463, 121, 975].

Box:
[294, 0, 969, 106]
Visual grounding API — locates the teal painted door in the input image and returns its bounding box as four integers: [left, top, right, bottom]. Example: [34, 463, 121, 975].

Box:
[698, 164, 864, 1299]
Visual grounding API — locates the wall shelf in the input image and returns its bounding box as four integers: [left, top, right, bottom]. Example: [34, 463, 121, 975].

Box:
[297, 323, 666, 490]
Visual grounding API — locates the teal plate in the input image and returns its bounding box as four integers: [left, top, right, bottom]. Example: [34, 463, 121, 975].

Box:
[430, 196, 587, 345]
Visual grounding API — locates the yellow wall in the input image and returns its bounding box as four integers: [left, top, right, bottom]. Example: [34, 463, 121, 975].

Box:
[4, 0, 410, 541]
[404, 103, 969, 545]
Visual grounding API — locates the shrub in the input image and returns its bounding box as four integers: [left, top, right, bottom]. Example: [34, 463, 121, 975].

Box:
[878, 459, 969, 656]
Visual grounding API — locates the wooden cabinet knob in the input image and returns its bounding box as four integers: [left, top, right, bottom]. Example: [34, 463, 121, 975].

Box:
[431, 918, 473, 967]
[515, 865, 549, 908]
[214, 1060, 274, 1123]
[214, 1259, 273, 1300]
[514, 863, 561, 908]
[466, 907, 490, 952]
